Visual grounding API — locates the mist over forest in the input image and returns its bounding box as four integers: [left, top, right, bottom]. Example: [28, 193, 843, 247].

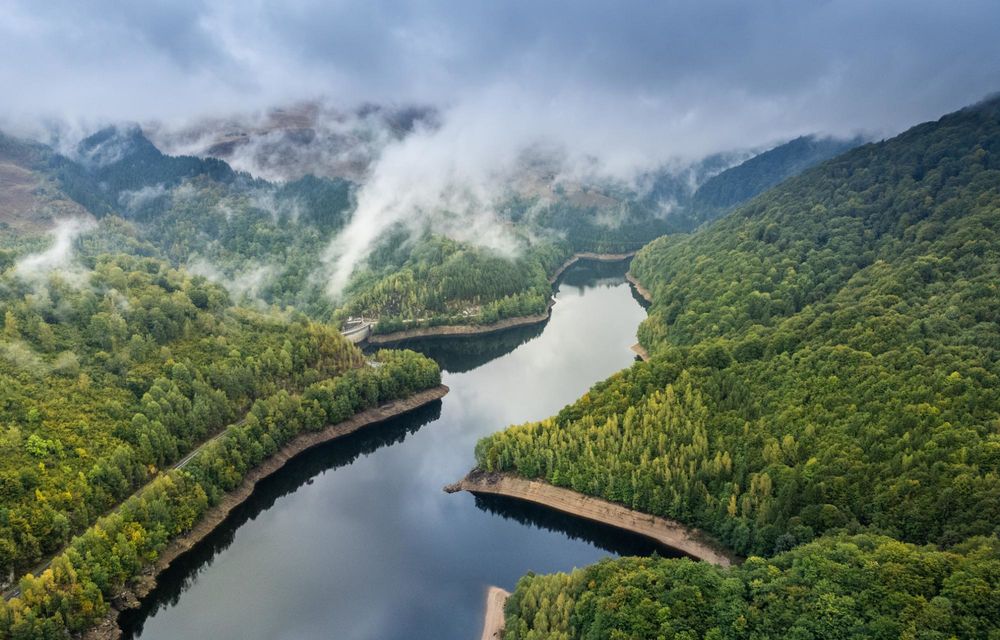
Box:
[2, 3, 1000, 640]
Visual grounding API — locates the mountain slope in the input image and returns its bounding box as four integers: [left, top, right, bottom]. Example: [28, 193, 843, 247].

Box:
[474, 96, 1000, 638]
[3, 124, 863, 332]
[0, 133, 93, 242]
[504, 534, 1000, 640]
[480, 95, 1000, 552]
[686, 134, 864, 225]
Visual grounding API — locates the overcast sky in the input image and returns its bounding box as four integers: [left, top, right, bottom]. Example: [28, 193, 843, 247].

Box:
[2, 0, 999, 138]
[6, 1, 1000, 293]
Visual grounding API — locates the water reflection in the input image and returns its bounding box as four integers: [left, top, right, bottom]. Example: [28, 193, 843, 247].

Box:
[120, 401, 443, 636]
[124, 259, 649, 640]
[472, 494, 687, 560]
[373, 322, 547, 374]
[559, 259, 634, 290]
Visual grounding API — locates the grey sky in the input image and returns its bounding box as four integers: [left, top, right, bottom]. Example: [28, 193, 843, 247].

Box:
[2, 0, 998, 138]
[5, 0, 999, 294]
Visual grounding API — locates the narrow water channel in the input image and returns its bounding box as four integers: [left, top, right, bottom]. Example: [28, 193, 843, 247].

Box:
[121, 260, 670, 640]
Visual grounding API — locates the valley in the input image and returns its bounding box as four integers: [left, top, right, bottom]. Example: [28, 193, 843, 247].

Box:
[2, 12, 999, 635]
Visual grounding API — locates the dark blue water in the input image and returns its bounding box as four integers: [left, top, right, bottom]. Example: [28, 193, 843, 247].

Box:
[122, 260, 667, 640]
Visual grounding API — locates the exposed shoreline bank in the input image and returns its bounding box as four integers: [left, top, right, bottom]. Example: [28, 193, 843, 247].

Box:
[625, 271, 653, 304]
[367, 299, 556, 345]
[631, 342, 650, 361]
[446, 470, 736, 568]
[366, 252, 636, 346]
[479, 586, 510, 640]
[85, 384, 450, 640]
[547, 251, 637, 285]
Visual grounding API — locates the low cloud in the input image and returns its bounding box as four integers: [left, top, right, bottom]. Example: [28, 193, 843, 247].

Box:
[14, 217, 97, 283]
[188, 258, 278, 303]
[320, 85, 787, 295]
[147, 102, 434, 183]
[3, 1, 999, 300]
[119, 184, 168, 212]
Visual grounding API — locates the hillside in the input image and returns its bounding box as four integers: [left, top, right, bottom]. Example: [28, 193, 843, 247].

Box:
[1, 125, 855, 332]
[0, 134, 93, 244]
[474, 97, 1000, 636]
[0, 252, 370, 581]
[0, 248, 442, 636]
[504, 534, 1000, 639]
[685, 134, 863, 225]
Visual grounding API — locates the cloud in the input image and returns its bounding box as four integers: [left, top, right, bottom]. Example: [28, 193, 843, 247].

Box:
[4, 1, 999, 296]
[119, 184, 169, 212]
[146, 103, 433, 182]
[14, 217, 97, 283]
[188, 258, 278, 303]
[1, 1, 997, 133]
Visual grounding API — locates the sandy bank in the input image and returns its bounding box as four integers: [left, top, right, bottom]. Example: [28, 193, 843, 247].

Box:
[548, 251, 636, 284]
[367, 299, 556, 345]
[368, 252, 636, 345]
[85, 384, 450, 640]
[446, 471, 736, 567]
[625, 271, 653, 304]
[480, 586, 510, 640]
[631, 343, 651, 362]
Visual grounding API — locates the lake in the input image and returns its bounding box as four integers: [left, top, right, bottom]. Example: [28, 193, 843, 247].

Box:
[121, 259, 670, 640]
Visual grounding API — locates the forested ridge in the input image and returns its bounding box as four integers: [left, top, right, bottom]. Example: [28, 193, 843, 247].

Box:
[0, 232, 446, 637]
[0, 251, 370, 578]
[2, 126, 851, 332]
[0, 348, 439, 637]
[475, 97, 1000, 637]
[683, 135, 863, 227]
[504, 534, 1000, 640]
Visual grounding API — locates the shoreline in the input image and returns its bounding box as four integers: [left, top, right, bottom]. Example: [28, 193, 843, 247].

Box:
[85, 384, 450, 640]
[446, 470, 736, 568]
[631, 342, 651, 361]
[367, 252, 636, 346]
[547, 251, 637, 285]
[367, 298, 556, 345]
[479, 586, 510, 640]
[625, 271, 653, 304]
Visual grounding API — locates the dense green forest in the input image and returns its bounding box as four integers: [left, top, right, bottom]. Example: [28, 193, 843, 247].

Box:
[339, 234, 571, 333]
[0, 251, 371, 580]
[2, 126, 852, 331]
[475, 97, 1000, 637]
[0, 348, 439, 637]
[683, 135, 863, 227]
[0, 111, 867, 638]
[0, 128, 451, 638]
[504, 534, 1000, 640]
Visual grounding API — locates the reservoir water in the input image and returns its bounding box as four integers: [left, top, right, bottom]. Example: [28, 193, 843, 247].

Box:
[121, 259, 667, 640]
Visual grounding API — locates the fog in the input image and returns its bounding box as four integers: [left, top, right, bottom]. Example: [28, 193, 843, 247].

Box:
[3, 1, 999, 295]
[14, 217, 97, 284]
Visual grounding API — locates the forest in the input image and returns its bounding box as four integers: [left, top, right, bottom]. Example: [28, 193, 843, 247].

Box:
[0, 250, 367, 579]
[504, 534, 1000, 640]
[0, 231, 442, 637]
[474, 97, 1000, 636]
[0, 348, 439, 638]
[1, 125, 851, 332]
[0, 88, 901, 640]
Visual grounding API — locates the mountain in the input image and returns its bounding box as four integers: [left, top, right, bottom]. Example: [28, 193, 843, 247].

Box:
[144, 101, 438, 182]
[0, 133, 93, 240]
[686, 134, 864, 224]
[51, 125, 248, 218]
[1, 120, 863, 331]
[477, 96, 1000, 636]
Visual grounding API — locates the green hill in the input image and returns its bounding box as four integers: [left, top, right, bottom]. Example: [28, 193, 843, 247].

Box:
[2, 126, 857, 331]
[686, 134, 863, 225]
[475, 96, 1000, 637]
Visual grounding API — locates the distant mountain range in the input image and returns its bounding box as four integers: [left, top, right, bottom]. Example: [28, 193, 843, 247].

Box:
[0, 113, 863, 326]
